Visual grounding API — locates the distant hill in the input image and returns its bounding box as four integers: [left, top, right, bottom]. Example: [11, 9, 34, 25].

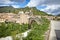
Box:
[57, 14, 60, 16]
[0, 6, 52, 16]
[0, 6, 15, 13]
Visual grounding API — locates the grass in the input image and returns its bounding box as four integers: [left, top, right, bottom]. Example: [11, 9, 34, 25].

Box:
[0, 17, 50, 40]
[0, 22, 28, 38]
[23, 17, 50, 40]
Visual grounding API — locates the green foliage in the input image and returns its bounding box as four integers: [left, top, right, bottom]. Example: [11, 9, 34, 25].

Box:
[0, 6, 19, 14]
[30, 7, 48, 16]
[0, 6, 50, 16]
[23, 17, 50, 40]
[0, 17, 50, 40]
[0, 22, 28, 38]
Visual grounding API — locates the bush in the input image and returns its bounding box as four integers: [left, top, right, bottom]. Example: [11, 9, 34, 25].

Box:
[0, 22, 28, 38]
[23, 17, 50, 40]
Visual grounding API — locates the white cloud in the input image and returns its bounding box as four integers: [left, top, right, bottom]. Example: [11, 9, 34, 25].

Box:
[40, 5, 60, 15]
[27, 0, 45, 7]
[11, 5, 20, 8]
[27, 0, 60, 15]
[40, 5, 60, 11]
[0, 5, 9, 6]
[0, 0, 17, 5]
[0, 0, 13, 5]
[27, 0, 60, 7]
[44, 0, 60, 5]
[0, 0, 26, 5]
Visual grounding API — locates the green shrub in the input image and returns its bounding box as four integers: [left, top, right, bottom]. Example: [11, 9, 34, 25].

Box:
[23, 17, 50, 40]
[0, 22, 28, 38]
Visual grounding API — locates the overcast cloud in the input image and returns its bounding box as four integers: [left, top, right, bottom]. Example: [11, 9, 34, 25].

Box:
[0, 0, 15, 5]
[27, 0, 60, 15]
[0, 0, 25, 5]
[0, 0, 60, 15]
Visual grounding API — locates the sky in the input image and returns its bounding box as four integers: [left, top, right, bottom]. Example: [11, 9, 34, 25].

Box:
[0, 0, 60, 15]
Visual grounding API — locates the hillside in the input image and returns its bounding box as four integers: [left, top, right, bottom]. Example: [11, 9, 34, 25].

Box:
[57, 14, 60, 16]
[0, 6, 18, 13]
[0, 6, 51, 16]
[0, 6, 50, 40]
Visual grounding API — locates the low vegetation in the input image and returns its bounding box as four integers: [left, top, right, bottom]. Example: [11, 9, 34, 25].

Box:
[0, 22, 28, 38]
[0, 17, 50, 40]
[23, 17, 50, 40]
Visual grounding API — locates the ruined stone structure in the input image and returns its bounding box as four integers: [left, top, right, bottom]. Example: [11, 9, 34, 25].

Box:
[0, 10, 34, 24]
[0, 11, 29, 24]
[0, 10, 58, 25]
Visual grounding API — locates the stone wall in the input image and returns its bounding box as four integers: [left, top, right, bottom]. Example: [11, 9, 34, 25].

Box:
[0, 13, 30, 24]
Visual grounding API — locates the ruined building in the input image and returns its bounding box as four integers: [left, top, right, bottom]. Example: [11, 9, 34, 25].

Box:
[0, 10, 33, 24]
